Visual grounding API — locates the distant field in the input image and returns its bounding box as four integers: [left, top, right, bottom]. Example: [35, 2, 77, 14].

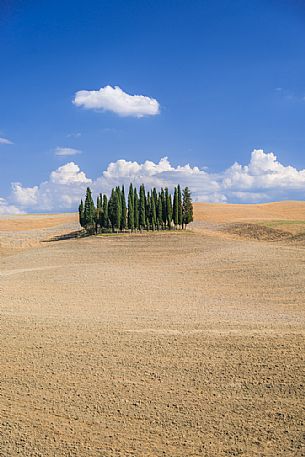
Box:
[0, 202, 304, 456]
[1, 200, 304, 234]
[193, 200, 305, 223]
[0, 213, 78, 232]
[193, 201, 305, 240]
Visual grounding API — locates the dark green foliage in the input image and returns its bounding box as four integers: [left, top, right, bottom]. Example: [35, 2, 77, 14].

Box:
[167, 192, 173, 229]
[108, 188, 121, 232]
[121, 185, 127, 230]
[78, 199, 85, 227]
[84, 187, 96, 233]
[139, 184, 146, 230]
[177, 184, 183, 227]
[161, 188, 167, 227]
[96, 194, 103, 230]
[182, 186, 193, 228]
[127, 183, 134, 231]
[146, 191, 151, 230]
[173, 187, 178, 227]
[156, 194, 163, 229]
[134, 187, 139, 230]
[102, 194, 108, 229]
[151, 192, 156, 230]
[79, 184, 192, 234]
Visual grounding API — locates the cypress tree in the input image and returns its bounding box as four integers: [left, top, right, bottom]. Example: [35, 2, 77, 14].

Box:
[134, 187, 139, 230]
[102, 194, 108, 229]
[121, 185, 127, 231]
[108, 188, 121, 232]
[139, 184, 146, 230]
[161, 188, 167, 228]
[78, 199, 85, 228]
[146, 191, 151, 230]
[128, 183, 134, 231]
[173, 187, 178, 228]
[167, 192, 173, 229]
[164, 188, 170, 228]
[115, 187, 122, 232]
[151, 192, 156, 230]
[152, 187, 158, 207]
[96, 194, 103, 232]
[108, 189, 115, 232]
[177, 184, 183, 228]
[84, 187, 95, 233]
[182, 187, 193, 228]
[156, 194, 162, 230]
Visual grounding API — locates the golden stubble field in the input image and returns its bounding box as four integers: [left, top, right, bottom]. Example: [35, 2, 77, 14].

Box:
[0, 202, 304, 456]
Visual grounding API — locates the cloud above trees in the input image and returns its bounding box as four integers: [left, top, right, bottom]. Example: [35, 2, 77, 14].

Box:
[73, 85, 160, 117]
[1, 149, 305, 213]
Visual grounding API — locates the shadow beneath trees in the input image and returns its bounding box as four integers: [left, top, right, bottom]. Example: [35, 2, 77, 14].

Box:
[43, 230, 90, 243]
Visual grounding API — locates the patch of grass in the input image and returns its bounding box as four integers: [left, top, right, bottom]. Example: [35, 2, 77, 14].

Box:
[261, 220, 305, 227]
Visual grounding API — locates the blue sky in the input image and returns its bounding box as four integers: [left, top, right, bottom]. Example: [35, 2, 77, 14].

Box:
[1, 0, 305, 212]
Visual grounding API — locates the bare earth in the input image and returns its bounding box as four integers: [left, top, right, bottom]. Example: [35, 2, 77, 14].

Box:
[0, 202, 304, 456]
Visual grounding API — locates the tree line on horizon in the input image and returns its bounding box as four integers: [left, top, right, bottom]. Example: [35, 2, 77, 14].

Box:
[78, 184, 193, 234]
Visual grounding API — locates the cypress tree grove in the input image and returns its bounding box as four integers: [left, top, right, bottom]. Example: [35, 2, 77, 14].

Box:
[128, 183, 134, 231]
[79, 184, 193, 234]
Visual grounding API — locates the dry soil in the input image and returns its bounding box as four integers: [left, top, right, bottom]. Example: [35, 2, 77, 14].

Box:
[0, 203, 304, 456]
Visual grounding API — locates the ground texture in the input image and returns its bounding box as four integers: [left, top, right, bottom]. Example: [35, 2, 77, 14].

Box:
[0, 203, 304, 456]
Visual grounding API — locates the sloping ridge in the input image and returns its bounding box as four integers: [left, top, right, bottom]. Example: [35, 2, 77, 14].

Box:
[224, 223, 294, 242]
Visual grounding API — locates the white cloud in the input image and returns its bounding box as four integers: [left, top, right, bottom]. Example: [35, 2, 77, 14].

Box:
[222, 149, 305, 199]
[0, 137, 13, 145]
[96, 157, 221, 201]
[4, 150, 305, 212]
[73, 85, 160, 117]
[11, 183, 39, 206]
[50, 162, 91, 185]
[0, 197, 24, 215]
[55, 147, 81, 156]
[11, 163, 91, 211]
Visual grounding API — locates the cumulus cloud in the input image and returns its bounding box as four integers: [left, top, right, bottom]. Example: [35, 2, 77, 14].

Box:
[96, 157, 221, 201]
[222, 149, 305, 201]
[55, 147, 81, 156]
[11, 183, 39, 206]
[3, 150, 305, 212]
[73, 85, 160, 117]
[0, 197, 24, 215]
[11, 163, 91, 211]
[0, 137, 13, 144]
